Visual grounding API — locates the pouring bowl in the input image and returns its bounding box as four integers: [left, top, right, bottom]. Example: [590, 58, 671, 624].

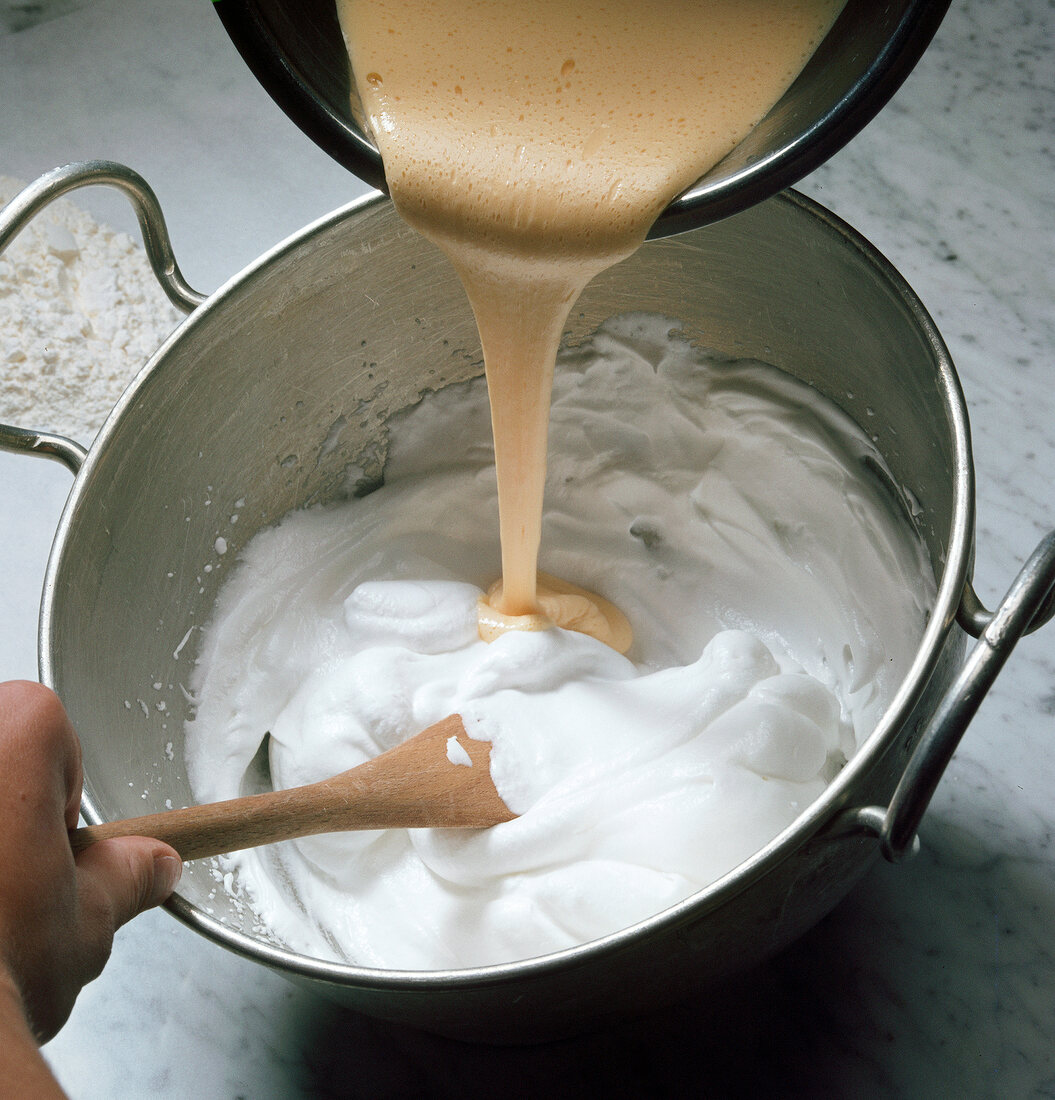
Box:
[212, 0, 951, 236]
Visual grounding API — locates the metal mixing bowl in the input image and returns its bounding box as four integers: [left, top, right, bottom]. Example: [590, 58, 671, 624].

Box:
[2, 163, 1053, 1042]
[212, 0, 951, 236]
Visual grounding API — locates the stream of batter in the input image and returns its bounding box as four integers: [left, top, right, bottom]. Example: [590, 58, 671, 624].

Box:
[337, 0, 845, 644]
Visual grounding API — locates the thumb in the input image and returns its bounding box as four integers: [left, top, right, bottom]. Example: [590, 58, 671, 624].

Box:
[75, 836, 183, 931]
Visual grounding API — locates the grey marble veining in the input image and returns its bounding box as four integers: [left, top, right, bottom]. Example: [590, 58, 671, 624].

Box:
[1, 0, 1053, 1096]
[0, 0, 86, 36]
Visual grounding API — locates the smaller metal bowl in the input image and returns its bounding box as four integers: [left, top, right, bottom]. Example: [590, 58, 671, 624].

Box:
[212, 0, 949, 236]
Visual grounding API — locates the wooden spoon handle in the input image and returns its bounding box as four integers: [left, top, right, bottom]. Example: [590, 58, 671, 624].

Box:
[69, 714, 514, 862]
[70, 783, 380, 862]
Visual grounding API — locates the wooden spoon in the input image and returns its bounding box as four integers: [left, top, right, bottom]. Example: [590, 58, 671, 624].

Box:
[69, 714, 515, 862]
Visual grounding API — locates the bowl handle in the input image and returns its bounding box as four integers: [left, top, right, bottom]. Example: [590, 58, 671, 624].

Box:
[0, 162, 206, 470]
[0, 425, 86, 475]
[836, 529, 1055, 862]
[1, 160, 204, 313]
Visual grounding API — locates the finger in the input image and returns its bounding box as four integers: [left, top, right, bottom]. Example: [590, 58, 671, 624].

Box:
[75, 836, 183, 948]
[0, 681, 82, 831]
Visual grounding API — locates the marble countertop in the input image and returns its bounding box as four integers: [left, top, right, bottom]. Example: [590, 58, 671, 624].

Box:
[1, 1, 1052, 1095]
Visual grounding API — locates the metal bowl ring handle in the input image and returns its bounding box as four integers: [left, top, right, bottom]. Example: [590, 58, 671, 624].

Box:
[0, 161, 205, 472]
[839, 528, 1055, 862]
[0, 160, 204, 313]
[958, 565, 1055, 637]
[0, 425, 87, 475]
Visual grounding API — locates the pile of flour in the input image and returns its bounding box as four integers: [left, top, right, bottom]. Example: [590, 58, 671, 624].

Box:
[0, 176, 185, 442]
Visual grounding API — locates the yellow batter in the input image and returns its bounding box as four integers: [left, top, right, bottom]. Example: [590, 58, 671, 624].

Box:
[336, 0, 844, 646]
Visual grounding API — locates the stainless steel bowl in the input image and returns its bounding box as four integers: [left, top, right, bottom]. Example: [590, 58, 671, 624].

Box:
[2, 163, 1053, 1043]
[212, 0, 950, 236]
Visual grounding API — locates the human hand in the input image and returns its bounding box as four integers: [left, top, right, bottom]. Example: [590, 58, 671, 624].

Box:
[0, 680, 182, 1043]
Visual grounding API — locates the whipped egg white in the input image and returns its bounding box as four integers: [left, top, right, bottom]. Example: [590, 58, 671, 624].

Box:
[185, 314, 933, 969]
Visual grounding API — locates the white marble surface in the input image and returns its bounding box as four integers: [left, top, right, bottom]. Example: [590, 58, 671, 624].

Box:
[1, 0, 1053, 1095]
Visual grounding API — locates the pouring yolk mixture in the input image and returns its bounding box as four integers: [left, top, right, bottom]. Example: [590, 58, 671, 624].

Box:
[180, 1, 937, 970]
[337, 0, 845, 641]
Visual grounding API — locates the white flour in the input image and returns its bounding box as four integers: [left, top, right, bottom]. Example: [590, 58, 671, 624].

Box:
[0, 175, 185, 442]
